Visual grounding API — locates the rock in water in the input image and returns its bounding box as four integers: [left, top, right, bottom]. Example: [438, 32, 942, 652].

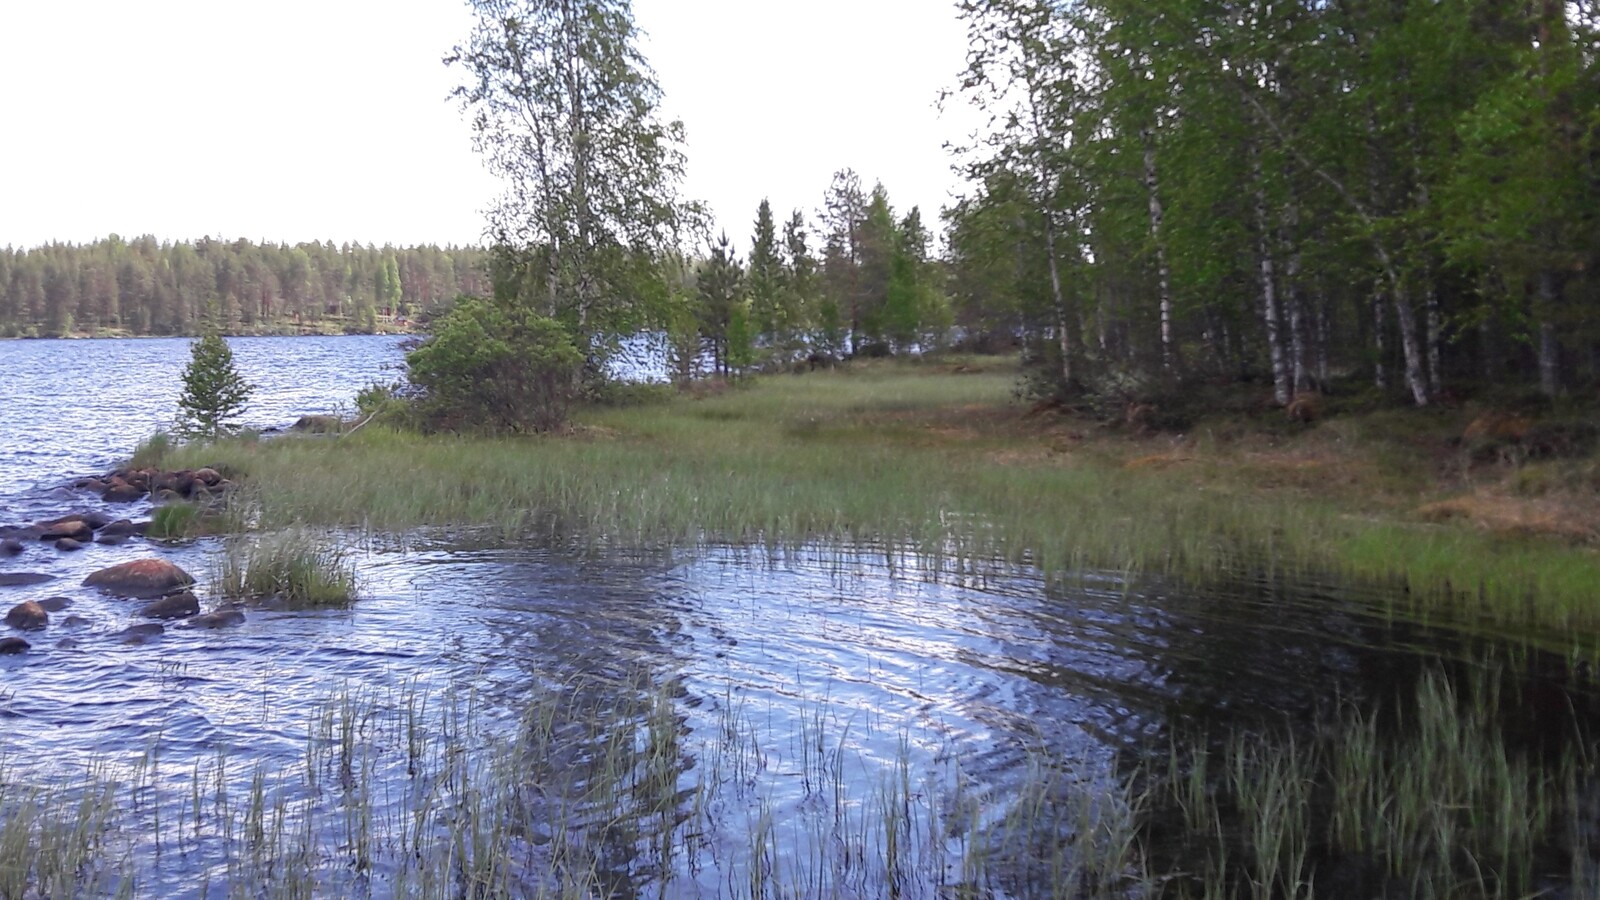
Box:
[102, 479, 146, 503]
[37, 516, 94, 542]
[182, 608, 246, 629]
[83, 559, 195, 599]
[0, 637, 28, 654]
[97, 519, 144, 538]
[114, 623, 164, 644]
[0, 538, 23, 556]
[292, 415, 343, 433]
[5, 600, 48, 631]
[140, 591, 200, 620]
[0, 573, 53, 587]
[37, 597, 71, 612]
[55, 538, 86, 552]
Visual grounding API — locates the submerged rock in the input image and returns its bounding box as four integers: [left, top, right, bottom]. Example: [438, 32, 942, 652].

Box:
[140, 591, 200, 620]
[95, 534, 130, 546]
[5, 600, 48, 631]
[83, 559, 195, 599]
[0, 573, 53, 588]
[113, 623, 164, 644]
[182, 608, 246, 629]
[56, 638, 81, 651]
[0, 538, 23, 556]
[60, 615, 90, 628]
[37, 597, 71, 612]
[0, 637, 28, 654]
[55, 538, 86, 552]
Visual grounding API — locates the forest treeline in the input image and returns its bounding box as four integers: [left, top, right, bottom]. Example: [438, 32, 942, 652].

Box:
[0, 237, 489, 337]
[12, 1, 1598, 417]
[545, 0, 1600, 409]
[942, 0, 1600, 407]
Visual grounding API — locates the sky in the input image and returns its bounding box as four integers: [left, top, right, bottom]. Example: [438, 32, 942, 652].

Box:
[0, 1, 981, 254]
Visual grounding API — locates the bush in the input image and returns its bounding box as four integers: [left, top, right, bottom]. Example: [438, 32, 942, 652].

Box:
[176, 330, 253, 440]
[404, 297, 584, 433]
[353, 381, 418, 429]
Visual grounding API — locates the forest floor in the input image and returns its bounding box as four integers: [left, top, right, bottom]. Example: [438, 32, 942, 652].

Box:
[148, 353, 1600, 647]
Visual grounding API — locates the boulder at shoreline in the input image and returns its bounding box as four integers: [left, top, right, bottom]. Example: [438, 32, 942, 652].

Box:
[83, 559, 195, 599]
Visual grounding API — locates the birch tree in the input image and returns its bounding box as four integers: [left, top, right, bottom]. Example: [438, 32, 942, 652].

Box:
[448, 0, 692, 367]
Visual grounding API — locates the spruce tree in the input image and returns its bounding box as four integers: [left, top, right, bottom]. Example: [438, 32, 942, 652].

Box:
[176, 330, 253, 439]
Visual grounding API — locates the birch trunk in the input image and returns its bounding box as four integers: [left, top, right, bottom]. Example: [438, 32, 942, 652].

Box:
[1252, 150, 1291, 406]
[1280, 199, 1309, 392]
[1142, 129, 1175, 371]
[1042, 213, 1072, 389]
[1391, 280, 1430, 406]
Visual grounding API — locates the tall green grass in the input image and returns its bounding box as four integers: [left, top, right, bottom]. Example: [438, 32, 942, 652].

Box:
[0, 675, 1151, 898]
[1153, 670, 1594, 899]
[143, 365, 1600, 646]
[215, 529, 358, 607]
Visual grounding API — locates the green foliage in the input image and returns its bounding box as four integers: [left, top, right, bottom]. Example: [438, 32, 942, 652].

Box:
[353, 381, 416, 430]
[726, 299, 755, 375]
[696, 233, 746, 375]
[405, 296, 583, 433]
[176, 331, 254, 440]
[448, 0, 692, 374]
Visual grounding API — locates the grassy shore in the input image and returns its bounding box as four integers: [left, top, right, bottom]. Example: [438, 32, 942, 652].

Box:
[142, 357, 1600, 647]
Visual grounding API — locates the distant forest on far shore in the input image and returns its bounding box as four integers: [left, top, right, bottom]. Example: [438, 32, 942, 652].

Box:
[0, 237, 490, 337]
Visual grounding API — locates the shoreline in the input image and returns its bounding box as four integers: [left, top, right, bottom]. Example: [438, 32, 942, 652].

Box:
[130, 357, 1600, 652]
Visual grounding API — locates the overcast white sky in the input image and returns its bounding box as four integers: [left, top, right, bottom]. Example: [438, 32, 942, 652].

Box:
[0, 1, 979, 254]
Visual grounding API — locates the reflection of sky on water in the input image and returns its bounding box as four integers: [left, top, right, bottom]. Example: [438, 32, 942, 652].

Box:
[0, 335, 409, 504]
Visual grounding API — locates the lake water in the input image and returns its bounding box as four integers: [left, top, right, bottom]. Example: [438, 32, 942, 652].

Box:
[0, 336, 1593, 897]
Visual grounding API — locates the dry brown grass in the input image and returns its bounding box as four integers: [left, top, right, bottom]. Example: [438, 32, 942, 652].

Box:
[1416, 493, 1599, 545]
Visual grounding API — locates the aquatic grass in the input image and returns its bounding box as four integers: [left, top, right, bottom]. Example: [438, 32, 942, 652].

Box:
[0, 663, 1592, 897]
[128, 431, 172, 469]
[146, 501, 202, 540]
[216, 529, 358, 607]
[1154, 669, 1595, 899]
[139, 363, 1600, 647]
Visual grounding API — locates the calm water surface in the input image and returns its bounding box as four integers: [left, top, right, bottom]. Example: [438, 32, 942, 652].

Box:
[0, 337, 1590, 896]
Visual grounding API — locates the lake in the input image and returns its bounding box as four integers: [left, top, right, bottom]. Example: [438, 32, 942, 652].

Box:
[0, 336, 1593, 897]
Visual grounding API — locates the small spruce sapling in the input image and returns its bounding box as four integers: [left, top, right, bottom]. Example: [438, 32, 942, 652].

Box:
[176, 330, 254, 439]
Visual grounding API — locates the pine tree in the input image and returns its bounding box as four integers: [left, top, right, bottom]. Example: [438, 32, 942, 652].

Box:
[176, 330, 253, 439]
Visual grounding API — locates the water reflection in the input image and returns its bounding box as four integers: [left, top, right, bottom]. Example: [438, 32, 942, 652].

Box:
[1, 532, 1596, 894]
